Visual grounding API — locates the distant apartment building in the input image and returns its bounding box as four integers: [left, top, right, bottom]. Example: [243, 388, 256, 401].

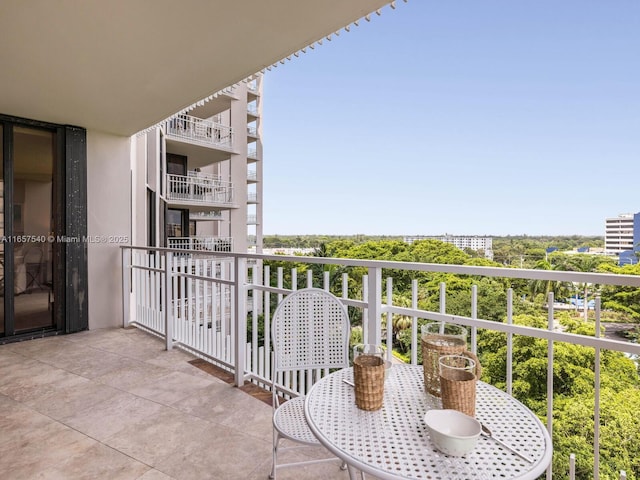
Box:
[605, 212, 640, 265]
[133, 78, 264, 255]
[404, 235, 493, 260]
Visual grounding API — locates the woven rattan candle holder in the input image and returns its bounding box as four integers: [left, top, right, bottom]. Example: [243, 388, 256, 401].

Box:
[439, 354, 482, 417]
[422, 334, 467, 397]
[353, 354, 385, 411]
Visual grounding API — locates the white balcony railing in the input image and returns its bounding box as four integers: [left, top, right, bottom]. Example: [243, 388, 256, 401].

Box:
[247, 148, 258, 159]
[247, 125, 258, 137]
[167, 236, 233, 252]
[166, 173, 234, 205]
[247, 170, 257, 181]
[164, 114, 233, 149]
[122, 247, 640, 480]
[247, 104, 258, 116]
[246, 215, 257, 225]
[190, 211, 223, 221]
[247, 80, 258, 94]
[247, 192, 257, 203]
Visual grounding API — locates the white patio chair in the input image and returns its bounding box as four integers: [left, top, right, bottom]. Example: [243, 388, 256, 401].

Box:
[270, 288, 351, 479]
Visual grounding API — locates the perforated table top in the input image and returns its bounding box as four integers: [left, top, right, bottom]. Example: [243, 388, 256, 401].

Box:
[304, 365, 552, 480]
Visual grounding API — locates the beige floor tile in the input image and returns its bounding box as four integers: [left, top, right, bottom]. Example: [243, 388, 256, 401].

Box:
[95, 360, 170, 391]
[174, 382, 273, 443]
[60, 390, 165, 441]
[43, 442, 152, 480]
[103, 406, 213, 467]
[127, 370, 214, 405]
[154, 424, 272, 480]
[0, 363, 88, 403]
[137, 469, 176, 480]
[25, 378, 121, 420]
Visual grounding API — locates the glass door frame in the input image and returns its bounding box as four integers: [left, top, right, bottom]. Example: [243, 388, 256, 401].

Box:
[0, 113, 87, 341]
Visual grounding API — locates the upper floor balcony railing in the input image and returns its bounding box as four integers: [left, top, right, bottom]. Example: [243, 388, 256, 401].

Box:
[246, 80, 259, 94]
[167, 236, 233, 252]
[190, 210, 223, 221]
[247, 170, 257, 182]
[164, 114, 233, 149]
[247, 192, 257, 203]
[247, 148, 258, 160]
[247, 125, 258, 137]
[247, 104, 258, 116]
[122, 247, 640, 480]
[246, 215, 257, 225]
[166, 173, 234, 206]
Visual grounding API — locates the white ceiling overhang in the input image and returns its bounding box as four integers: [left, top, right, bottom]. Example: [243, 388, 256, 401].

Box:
[0, 0, 394, 136]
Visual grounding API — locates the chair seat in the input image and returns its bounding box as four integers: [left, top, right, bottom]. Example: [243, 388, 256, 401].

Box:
[273, 397, 319, 445]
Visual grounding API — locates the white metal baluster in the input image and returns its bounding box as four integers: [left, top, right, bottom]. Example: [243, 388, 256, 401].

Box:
[411, 279, 418, 365]
[323, 271, 329, 291]
[620, 470, 627, 480]
[569, 453, 575, 480]
[165, 252, 173, 350]
[342, 273, 348, 300]
[470, 285, 478, 355]
[366, 268, 382, 347]
[187, 255, 194, 347]
[307, 269, 313, 288]
[277, 267, 283, 304]
[594, 295, 601, 480]
[264, 265, 271, 386]
[439, 282, 446, 317]
[506, 288, 513, 396]
[362, 274, 369, 345]
[291, 268, 297, 291]
[386, 278, 393, 360]
[194, 258, 201, 351]
[122, 248, 130, 327]
[252, 265, 259, 376]
[547, 291, 554, 480]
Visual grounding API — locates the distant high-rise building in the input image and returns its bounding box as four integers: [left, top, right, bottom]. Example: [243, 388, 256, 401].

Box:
[403, 235, 493, 260]
[605, 213, 639, 254]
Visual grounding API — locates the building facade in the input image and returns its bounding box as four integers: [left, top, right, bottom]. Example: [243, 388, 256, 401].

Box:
[605, 212, 640, 265]
[403, 235, 494, 260]
[132, 79, 264, 255]
[0, 1, 391, 343]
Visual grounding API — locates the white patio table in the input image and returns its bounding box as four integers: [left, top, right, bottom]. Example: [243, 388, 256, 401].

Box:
[304, 364, 552, 480]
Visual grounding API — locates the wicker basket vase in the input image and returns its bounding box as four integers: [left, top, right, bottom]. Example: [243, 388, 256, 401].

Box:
[353, 355, 385, 411]
[421, 334, 467, 397]
[439, 354, 482, 417]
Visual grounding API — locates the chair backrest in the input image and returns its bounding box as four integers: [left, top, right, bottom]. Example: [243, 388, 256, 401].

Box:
[272, 288, 350, 375]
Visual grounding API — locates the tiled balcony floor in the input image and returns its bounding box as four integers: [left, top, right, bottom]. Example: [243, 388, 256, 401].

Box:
[0, 328, 346, 480]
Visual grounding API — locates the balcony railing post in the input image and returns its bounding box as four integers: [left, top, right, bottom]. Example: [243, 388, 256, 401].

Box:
[165, 252, 173, 350]
[121, 247, 131, 328]
[234, 256, 248, 387]
[366, 266, 382, 346]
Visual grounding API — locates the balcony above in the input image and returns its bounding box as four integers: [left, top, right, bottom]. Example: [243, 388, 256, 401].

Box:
[247, 192, 258, 204]
[166, 172, 237, 210]
[247, 170, 257, 182]
[167, 236, 233, 252]
[247, 104, 259, 118]
[247, 125, 258, 138]
[247, 215, 258, 225]
[164, 114, 234, 151]
[190, 210, 224, 221]
[247, 148, 258, 161]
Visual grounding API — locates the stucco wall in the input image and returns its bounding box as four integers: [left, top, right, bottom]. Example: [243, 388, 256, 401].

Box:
[86, 131, 131, 329]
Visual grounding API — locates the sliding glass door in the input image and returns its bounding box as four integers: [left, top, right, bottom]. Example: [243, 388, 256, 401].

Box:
[0, 121, 57, 337]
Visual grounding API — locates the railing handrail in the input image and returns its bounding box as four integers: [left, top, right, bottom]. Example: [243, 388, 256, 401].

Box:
[120, 246, 640, 287]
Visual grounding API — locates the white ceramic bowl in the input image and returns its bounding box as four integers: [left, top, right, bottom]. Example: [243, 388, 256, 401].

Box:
[423, 409, 482, 456]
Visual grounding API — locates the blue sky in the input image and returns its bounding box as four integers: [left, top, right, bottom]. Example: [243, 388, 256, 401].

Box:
[261, 1, 639, 237]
